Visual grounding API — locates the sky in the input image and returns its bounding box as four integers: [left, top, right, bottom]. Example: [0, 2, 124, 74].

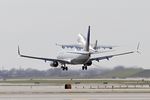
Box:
[0, 0, 149, 70]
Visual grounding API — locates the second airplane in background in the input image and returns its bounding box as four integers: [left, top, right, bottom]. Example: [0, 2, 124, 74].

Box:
[56, 33, 118, 52]
[18, 26, 137, 71]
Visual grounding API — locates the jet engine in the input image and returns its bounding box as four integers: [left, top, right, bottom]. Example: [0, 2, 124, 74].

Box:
[85, 61, 92, 66]
[50, 61, 58, 67]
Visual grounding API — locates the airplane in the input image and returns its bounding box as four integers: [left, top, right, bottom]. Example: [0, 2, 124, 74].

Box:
[56, 40, 115, 54]
[18, 26, 138, 71]
[77, 34, 118, 49]
[56, 33, 118, 51]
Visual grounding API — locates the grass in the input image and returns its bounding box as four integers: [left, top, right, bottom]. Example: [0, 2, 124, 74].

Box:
[101, 68, 143, 78]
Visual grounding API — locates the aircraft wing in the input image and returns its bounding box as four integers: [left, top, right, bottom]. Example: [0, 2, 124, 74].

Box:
[56, 43, 83, 49]
[90, 51, 134, 62]
[18, 46, 70, 64]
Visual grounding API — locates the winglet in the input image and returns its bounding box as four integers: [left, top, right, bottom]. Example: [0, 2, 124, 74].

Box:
[136, 42, 141, 54]
[18, 46, 21, 55]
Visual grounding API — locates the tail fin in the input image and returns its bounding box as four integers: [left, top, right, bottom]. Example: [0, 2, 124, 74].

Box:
[84, 26, 90, 52]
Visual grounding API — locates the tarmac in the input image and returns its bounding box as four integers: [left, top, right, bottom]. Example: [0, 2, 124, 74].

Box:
[0, 93, 150, 100]
[0, 79, 150, 99]
[0, 85, 150, 94]
[0, 82, 150, 93]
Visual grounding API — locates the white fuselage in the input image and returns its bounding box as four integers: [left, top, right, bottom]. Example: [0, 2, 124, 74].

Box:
[57, 51, 90, 65]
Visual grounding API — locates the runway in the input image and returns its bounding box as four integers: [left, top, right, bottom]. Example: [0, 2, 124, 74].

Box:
[0, 93, 150, 100]
[0, 79, 150, 100]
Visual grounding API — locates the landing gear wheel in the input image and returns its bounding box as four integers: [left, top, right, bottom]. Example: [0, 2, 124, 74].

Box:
[82, 66, 87, 70]
[61, 66, 68, 71]
[82, 66, 84, 70]
[85, 66, 87, 70]
[61, 66, 65, 71]
[66, 67, 68, 71]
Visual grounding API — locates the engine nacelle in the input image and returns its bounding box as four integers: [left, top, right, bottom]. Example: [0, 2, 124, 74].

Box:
[50, 61, 58, 67]
[85, 61, 92, 66]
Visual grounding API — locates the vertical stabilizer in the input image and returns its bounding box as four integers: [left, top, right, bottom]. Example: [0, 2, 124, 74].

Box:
[84, 26, 90, 52]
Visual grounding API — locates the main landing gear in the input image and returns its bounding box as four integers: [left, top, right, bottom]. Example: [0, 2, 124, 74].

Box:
[82, 65, 87, 70]
[61, 64, 68, 71]
[61, 64, 88, 71]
